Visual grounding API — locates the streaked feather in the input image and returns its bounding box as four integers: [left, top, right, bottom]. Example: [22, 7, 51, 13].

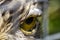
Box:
[0, 0, 42, 40]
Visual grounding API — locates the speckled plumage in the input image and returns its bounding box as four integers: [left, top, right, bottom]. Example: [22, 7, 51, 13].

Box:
[0, 0, 42, 40]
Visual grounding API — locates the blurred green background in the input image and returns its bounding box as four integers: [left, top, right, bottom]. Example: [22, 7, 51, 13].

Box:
[48, 0, 60, 34]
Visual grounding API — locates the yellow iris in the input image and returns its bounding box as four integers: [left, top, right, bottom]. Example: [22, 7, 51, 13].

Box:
[21, 16, 36, 31]
[20, 16, 36, 35]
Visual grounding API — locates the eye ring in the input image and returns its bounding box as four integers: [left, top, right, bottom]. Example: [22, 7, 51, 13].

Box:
[20, 16, 36, 31]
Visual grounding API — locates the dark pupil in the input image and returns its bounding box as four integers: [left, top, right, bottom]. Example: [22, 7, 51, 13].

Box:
[25, 17, 34, 24]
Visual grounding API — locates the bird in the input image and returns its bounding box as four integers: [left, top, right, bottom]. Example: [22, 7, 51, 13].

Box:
[0, 0, 42, 40]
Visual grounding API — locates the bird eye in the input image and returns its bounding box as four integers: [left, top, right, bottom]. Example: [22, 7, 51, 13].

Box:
[25, 17, 34, 24]
[20, 17, 36, 32]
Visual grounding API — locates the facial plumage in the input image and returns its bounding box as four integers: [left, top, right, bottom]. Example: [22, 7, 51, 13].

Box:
[0, 0, 42, 40]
